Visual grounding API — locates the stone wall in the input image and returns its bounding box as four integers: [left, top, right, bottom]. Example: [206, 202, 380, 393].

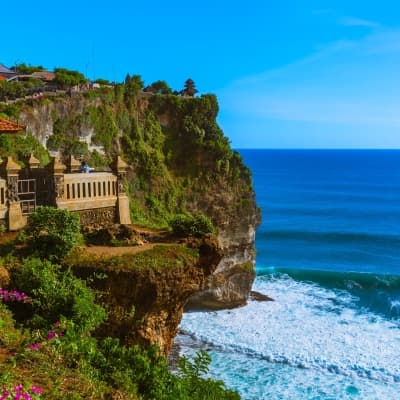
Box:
[77, 207, 116, 227]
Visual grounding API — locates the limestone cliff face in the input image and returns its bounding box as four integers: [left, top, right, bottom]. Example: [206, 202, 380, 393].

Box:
[185, 180, 260, 309]
[186, 208, 258, 309]
[19, 97, 99, 148]
[69, 237, 223, 354]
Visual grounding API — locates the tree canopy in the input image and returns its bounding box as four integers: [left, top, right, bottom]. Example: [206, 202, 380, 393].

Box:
[12, 63, 45, 74]
[54, 68, 87, 88]
[144, 80, 172, 95]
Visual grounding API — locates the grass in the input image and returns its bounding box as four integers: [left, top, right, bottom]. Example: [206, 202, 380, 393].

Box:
[65, 245, 199, 272]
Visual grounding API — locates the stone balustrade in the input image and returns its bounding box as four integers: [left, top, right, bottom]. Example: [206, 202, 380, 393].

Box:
[57, 172, 118, 211]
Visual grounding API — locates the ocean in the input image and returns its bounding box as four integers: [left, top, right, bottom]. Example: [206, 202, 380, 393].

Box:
[177, 149, 400, 399]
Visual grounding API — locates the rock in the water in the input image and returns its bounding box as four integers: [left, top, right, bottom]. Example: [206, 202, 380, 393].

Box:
[250, 290, 274, 302]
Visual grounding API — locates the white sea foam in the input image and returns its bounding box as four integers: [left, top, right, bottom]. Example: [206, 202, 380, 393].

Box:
[178, 275, 400, 399]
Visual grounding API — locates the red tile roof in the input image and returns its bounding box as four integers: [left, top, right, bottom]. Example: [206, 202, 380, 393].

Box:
[0, 117, 26, 133]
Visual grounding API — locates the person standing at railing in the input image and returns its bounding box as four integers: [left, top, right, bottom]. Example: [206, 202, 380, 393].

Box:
[79, 161, 94, 173]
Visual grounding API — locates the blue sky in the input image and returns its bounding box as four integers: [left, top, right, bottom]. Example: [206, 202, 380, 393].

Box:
[2, 0, 400, 148]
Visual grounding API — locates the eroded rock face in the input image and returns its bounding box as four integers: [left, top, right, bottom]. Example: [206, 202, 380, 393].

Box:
[72, 236, 222, 354]
[186, 189, 260, 310]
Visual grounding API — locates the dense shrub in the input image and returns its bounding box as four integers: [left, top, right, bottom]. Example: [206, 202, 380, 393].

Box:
[12, 257, 106, 333]
[23, 207, 82, 261]
[170, 213, 216, 237]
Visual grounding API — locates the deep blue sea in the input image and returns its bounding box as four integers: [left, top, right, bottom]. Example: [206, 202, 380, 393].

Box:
[178, 150, 400, 399]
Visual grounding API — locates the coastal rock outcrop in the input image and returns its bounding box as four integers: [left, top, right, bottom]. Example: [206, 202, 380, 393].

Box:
[186, 188, 260, 309]
[69, 236, 223, 354]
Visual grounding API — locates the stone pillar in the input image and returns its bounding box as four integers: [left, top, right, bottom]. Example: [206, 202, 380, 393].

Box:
[28, 154, 40, 170]
[2, 157, 25, 231]
[48, 157, 66, 207]
[112, 156, 131, 225]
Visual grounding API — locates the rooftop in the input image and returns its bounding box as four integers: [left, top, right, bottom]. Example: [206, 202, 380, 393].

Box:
[0, 64, 15, 75]
[0, 117, 26, 133]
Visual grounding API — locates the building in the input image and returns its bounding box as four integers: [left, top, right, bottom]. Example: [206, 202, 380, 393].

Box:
[0, 117, 131, 230]
[0, 64, 17, 81]
[0, 154, 131, 231]
[0, 117, 26, 133]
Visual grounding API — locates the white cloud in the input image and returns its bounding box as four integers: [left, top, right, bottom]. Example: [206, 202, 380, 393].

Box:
[339, 16, 381, 28]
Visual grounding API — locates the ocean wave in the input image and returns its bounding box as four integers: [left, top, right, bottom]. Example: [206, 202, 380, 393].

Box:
[179, 275, 400, 387]
[257, 268, 400, 318]
[258, 229, 400, 249]
[260, 268, 400, 291]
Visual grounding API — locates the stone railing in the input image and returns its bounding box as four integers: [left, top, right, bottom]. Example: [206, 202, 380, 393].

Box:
[57, 172, 118, 211]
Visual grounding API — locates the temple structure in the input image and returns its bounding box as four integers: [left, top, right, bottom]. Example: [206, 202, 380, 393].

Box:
[0, 155, 131, 231]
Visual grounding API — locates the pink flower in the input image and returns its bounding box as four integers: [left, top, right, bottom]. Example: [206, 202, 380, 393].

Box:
[13, 385, 23, 393]
[47, 331, 56, 340]
[27, 343, 41, 351]
[30, 386, 42, 395]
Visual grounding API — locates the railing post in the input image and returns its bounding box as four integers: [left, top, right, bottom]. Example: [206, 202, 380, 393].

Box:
[112, 156, 131, 224]
[1, 157, 25, 231]
[28, 154, 40, 170]
[48, 157, 66, 206]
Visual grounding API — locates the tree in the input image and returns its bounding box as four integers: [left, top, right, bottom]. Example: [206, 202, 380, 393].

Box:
[54, 68, 87, 89]
[144, 80, 172, 95]
[124, 74, 144, 93]
[12, 63, 44, 74]
[180, 78, 198, 97]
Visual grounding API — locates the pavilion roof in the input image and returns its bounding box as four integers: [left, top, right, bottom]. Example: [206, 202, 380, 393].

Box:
[0, 64, 14, 74]
[0, 117, 26, 133]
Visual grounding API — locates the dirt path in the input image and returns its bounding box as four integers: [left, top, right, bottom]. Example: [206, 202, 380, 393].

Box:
[82, 242, 176, 257]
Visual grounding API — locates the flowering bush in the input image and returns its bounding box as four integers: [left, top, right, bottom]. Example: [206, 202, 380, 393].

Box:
[13, 258, 106, 334]
[0, 384, 43, 399]
[0, 289, 31, 304]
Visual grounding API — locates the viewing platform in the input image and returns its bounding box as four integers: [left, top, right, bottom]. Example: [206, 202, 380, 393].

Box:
[0, 155, 131, 231]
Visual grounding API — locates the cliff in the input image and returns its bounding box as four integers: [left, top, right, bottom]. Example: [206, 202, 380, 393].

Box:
[1, 88, 260, 309]
[66, 236, 222, 354]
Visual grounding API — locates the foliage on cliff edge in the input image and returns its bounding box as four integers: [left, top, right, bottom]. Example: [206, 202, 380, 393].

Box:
[0, 85, 256, 230]
[0, 209, 240, 399]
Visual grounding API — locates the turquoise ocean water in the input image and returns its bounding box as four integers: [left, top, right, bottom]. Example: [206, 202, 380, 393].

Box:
[177, 150, 400, 399]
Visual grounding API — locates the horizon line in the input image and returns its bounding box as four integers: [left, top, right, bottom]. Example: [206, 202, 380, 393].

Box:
[234, 147, 400, 150]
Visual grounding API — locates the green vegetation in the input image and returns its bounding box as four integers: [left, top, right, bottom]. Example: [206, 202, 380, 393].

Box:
[0, 78, 45, 101]
[144, 80, 172, 95]
[65, 244, 199, 272]
[0, 131, 50, 167]
[54, 68, 87, 89]
[1, 68, 254, 232]
[12, 63, 45, 74]
[22, 207, 82, 262]
[0, 208, 240, 399]
[170, 214, 216, 237]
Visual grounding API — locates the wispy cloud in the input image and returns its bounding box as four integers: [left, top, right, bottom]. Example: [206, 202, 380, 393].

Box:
[219, 27, 400, 138]
[339, 16, 381, 28]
